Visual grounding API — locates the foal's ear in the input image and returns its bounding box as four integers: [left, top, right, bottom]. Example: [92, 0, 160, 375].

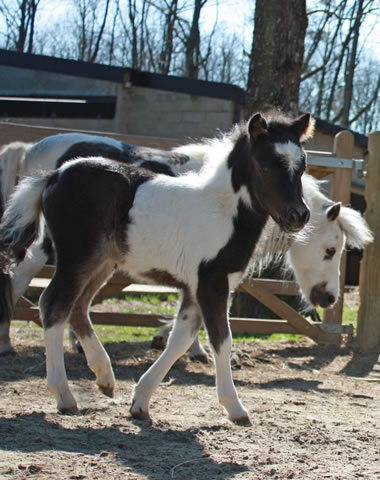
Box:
[292, 113, 315, 142]
[326, 202, 341, 222]
[248, 113, 268, 139]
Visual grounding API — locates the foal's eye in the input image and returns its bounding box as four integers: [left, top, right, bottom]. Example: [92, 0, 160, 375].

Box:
[324, 247, 336, 260]
[261, 165, 270, 174]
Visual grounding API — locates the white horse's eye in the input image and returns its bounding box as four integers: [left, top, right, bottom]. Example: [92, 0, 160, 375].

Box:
[324, 247, 336, 260]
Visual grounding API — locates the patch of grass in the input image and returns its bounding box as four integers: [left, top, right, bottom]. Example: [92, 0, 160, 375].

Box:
[232, 332, 302, 342]
[93, 325, 158, 343]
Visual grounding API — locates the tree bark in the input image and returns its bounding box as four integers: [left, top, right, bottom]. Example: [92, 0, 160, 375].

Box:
[185, 0, 207, 79]
[245, 0, 307, 116]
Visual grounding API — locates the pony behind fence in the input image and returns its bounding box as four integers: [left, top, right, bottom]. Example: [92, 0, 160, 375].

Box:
[0, 111, 311, 425]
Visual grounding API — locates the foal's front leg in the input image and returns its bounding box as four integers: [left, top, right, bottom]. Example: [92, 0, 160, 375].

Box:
[198, 279, 251, 426]
[130, 295, 202, 420]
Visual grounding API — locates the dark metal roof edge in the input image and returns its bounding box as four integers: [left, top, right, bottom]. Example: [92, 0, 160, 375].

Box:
[0, 48, 125, 82]
[0, 49, 245, 102]
[315, 117, 368, 148]
[129, 69, 245, 103]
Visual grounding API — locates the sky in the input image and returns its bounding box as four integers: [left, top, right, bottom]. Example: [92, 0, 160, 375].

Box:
[10, 0, 380, 62]
[200, 0, 380, 60]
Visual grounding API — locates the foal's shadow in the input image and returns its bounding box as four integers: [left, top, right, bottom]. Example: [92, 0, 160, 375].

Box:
[340, 348, 380, 378]
[261, 343, 349, 372]
[0, 412, 248, 479]
[257, 377, 338, 393]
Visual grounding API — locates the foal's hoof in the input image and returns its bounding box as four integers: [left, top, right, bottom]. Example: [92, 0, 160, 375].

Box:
[130, 410, 151, 422]
[59, 405, 80, 416]
[98, 385, 114, 398]
[232, 416, 252, 427]
[130, 403, 151, 423]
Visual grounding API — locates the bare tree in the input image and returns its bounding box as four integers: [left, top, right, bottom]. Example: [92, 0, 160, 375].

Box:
[338, 0, 369, 125]
[184, 0, 208, 78]
[246, 0, 308, 115]
[0, 0, 41, 52]
[74, 0, 111, 63]
[158, 0, 179, 74]
[300, 0, 380, 133]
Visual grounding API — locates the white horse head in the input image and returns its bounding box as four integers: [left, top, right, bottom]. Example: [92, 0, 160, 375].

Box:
[287, 174, 373, 308]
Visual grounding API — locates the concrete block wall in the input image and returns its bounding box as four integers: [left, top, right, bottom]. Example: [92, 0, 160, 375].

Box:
[114, 85, 236, 140]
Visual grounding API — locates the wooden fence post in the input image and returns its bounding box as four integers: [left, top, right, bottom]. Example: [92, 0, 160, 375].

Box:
[323, 131, 353, 341]
[357, 131, 380, 349]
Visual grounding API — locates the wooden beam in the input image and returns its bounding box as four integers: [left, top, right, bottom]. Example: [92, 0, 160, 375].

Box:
[0, 121, 180, 150]
[240, 279, 325, 343]
[322, 130, 353, 343]
[238, 278, 300, 296]
[357, 131, 380, 349]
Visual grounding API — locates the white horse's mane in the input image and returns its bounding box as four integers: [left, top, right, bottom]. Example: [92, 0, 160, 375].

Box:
[338, 204, 373, 249]
[301, 174, 373, 249]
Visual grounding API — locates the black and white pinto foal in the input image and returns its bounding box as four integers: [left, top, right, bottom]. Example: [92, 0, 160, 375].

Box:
[0, 112, 312, 425]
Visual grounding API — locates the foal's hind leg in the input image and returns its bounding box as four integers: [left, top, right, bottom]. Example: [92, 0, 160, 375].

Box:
[131, 293, 202, 420]
[69, 262, 116, 399]
[40, 270, 83, 414]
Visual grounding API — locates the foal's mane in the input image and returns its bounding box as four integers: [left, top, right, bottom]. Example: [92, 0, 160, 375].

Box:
[173, 110, 304, 176]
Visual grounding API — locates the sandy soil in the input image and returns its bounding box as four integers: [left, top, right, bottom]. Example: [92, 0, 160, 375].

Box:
[1, 319, 380, 480]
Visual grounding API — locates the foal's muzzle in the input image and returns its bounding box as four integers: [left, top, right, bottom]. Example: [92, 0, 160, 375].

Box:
[310, 283, 337, 308]
[280, 205, 310, 233]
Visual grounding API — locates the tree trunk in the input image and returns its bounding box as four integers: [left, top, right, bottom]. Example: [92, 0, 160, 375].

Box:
[340, 0, 364, 126]
[185, 0, 207, 79]
[245, 0, 307, 116]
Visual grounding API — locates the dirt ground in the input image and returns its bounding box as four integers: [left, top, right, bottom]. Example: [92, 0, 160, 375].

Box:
[1, 320, 380, 480]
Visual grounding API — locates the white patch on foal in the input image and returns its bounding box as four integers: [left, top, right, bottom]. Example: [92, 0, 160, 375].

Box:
[274, 141, 302, 176]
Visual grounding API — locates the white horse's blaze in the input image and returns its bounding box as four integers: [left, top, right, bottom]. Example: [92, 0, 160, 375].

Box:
[274, 141, 303, 176]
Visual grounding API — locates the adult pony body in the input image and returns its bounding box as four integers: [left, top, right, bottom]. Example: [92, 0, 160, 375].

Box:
[0, 112, 311, 425]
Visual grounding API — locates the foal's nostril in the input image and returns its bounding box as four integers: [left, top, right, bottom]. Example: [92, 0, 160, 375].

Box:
[287, 208, 299, 225]
[327, 294, 335, 305]
[302, 208, 310, 225]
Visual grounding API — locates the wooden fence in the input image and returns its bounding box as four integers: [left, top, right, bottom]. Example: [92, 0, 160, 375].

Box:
[0, 121, 367, 345]
[357, 131, 380, 349]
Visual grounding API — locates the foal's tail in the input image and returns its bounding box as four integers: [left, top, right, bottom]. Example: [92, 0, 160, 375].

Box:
[0, 175, 50, 271]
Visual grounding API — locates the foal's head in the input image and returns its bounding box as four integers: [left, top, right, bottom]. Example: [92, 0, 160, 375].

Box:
[233, 111, 314, 233]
